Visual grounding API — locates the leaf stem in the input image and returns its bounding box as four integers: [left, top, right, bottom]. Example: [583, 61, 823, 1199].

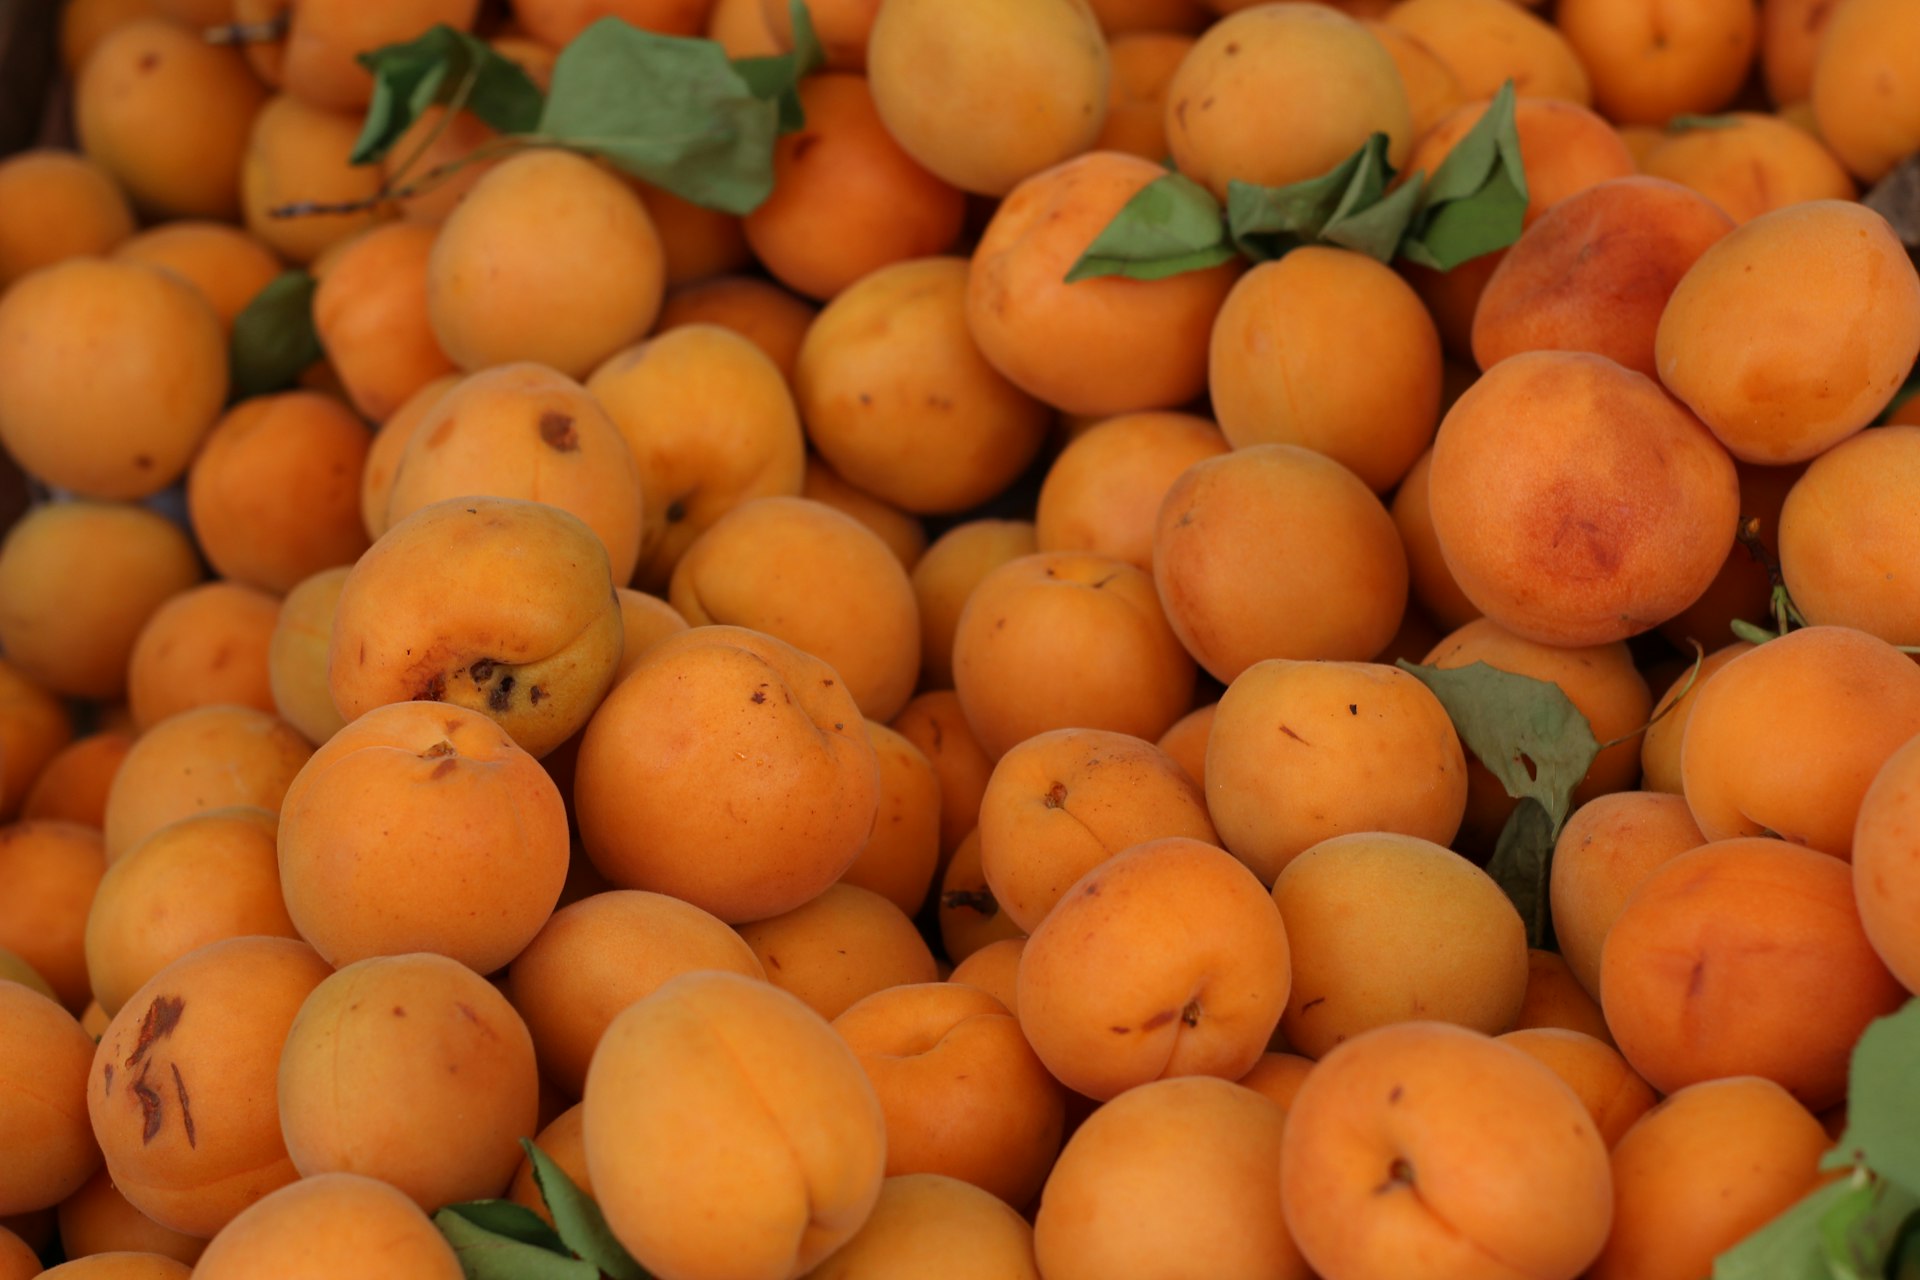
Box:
[204, 13, 290, 44]
[268, 134, 535, 219]
[1602, 638, 1705, 750]
[379, 55, 485, 195]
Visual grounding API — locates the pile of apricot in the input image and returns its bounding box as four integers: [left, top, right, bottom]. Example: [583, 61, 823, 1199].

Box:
[0, 0, 1918, 1277]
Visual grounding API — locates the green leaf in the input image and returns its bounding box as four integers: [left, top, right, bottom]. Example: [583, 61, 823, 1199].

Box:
[1486, 798, 1557, 950]
[1667, 113, 1744, 132]
[1226, 132, 1405, 263]
[1823, 1001, 1920, 1197]
[731, 0, 824, 133]
[522, 1139, 650, 1280]
[1395, 659, 1600, 827]
[352, 25, 544, 165]
[229, 271, 322, 400]
[537, 19, 781, 215]
[440, 1201, 568, 1252]
[434, 1208, 598, 1280]
[1821, 1174, 1920, 1279]
[1064, 172, 1238, 282]
[1713, 1179, 1857, 1280]
[1399, 80, 1530, 271]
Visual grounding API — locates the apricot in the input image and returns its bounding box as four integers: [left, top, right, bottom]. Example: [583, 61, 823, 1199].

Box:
[804, 1173, 1040, 1280]
[1602, 837, 1906, 1107]
[1207, 659, 1468, 884]
[909, 521, 1039, 690]
[1383, 0, 1590, 103]
[75, 20, 267, 220]
[1017, 837, 1289, 1099]
[967, 151, 1240, 416]
[510, 0, 713, 45]
[0, 981, 99, 1215]
[1681, 626, 1920, 857]
[1548, 791, 1704, 1001]
[60, 0, 160, 74]
[582, 971, 887, 1280]
[1472, 178, 1733, 380]
[867, 0, 1107, 198]
[575, 626, 881, 923]
[358, 374, 455, 541]
[1510, 949, 1611, 1044]
[587, 324, 807, 590]
[383, 365, 644, 583]
[1273, 833, 1527, 1058]
[189, 1172, 462, 1280]
[1587, 1076, 1831, 1280]
[744, 76, 964, 302]
[0, 665, 73, 826]
[278, 952, 538, 1208]
[1166, 4, 1409, 202]
[1154, 444, 1409, 682]
[102, 706, 313, 862]
[1093, 32, 1192, 160]
[1809, 0, 1920, 182]
[1421, 619, 1652, 854]
[946, 937, 1023, 1017]
[0, 260, 226, 501]
[935, 829, 1024, 964]
[428, 149, 665, 378]
[0, 1225, 28, 1280]
[1038, 417, 1221, 581]
[839, 722, 941, 915]
[1365, 19, 1462, 139]
[1855, 732, 1920, 993]
[1280, 1021, 1612, 1280]
[505, 890, 762, 1098]
[330, 496, 624, 758]
[1659, 461, 1804, 651]
[629, 180, 750, 288]
[240, 95, 385, 265]
[309, 223, 457, 422]
[57, 1168, 204, 1267]
[655, 276, 818, 383]
[122, 584, 278, 734]
[1390, 447, 1481, 633]
[1035, 1077, 1307, 1280]
[1235, 1051, 1315, 1112]
[235, 0, 482, 112]
[1210, 248, 1440, 493]
[36, 1254, 190, 1278]
[89, 937, 332, 1235]
[1657, 201, 1920, 464]
[0, 822, 105, 1013]
[265, 568, 349, 746]
[1430, 350, 1740, 647]
[23, 733, 133, 830]
[952, 551, 1195, 758]
[834, 982, 1064, 1206]
[1555, 0, 1755, 125]
[278, 700, 567, 972]
[1780, 425, 1920, 647]
[0, 152, 134, 288]
[1642, 114, 1856, 225]
[1639, 644, 1752, 797]
[892, 690, 995, 860]
[1762, 0, 1838, 106]
[1155, 702, 1213, 793]
[796, 258, 1048, 513]
[504, 1103, 591, 1224]
[798, 458, 928, 569]
[738, 884, 939, 1021]
[1496, 1028, 1653, 1149]
[979, 728, 1217, 933]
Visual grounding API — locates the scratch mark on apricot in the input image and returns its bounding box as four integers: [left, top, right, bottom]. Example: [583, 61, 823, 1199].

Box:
[126, 995, 184, 1068]
[132, 1067, 162, 1143]
[1280, 725, 1311, 745]
[1687, 959, 1706, 997]
[1300, 996, 1327, 1013]
[1110, 1025, 1132, 1034]
[171, 1063, 195, 1148]
[103, 1064, 114, 1096]
[1142, 1009, 1177, 1030]
[538, 412, 580, 451]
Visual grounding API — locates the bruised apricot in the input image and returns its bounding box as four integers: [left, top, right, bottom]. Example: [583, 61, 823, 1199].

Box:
[575, 626, 881, 924]
[190, 1172, 462, 1280]
[0, 981, 99, 1214]
[1017, 837, 1290, 1099]
[582, 971, 887, 1280]
[102, 707, 313, 862]
[330, 496, 624, 758]
[279, 952, 540, 1209]
[89, 937, 333, 1236]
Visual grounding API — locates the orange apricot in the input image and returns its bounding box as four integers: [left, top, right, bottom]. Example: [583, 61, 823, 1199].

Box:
[758, 0, 876, 68]
[102, 706, 313, 862]
[235, 0, 482, 112]
[1235, 1051, 1316, 1114]
[0, 152, 134, 289]
[737, 884, 938, 1021]
[1094, 32, 1192, 160]
[124, 584, 280, 732]
[798, 456, 928, 569]
[840, 722, 941, 915]
[744, 76, 965, 302]
[312, 222, 458, 422]
[1496, 1028, 1655, 1148]
[1155, 702, 1213, 792]
[966, 150, 1241, 416]
[0, 823, 105, 1013]
[358, 374, 456, 541]
[628, 180, 749, 288]
[1405, 95, 1636, 232]
[240, 95, 386, 265]
[1641, 113, 1856, 225]
[1808, 0, 1920, 182]
[936, 828, 1025, 965]
[1601, 837, 1907, 1107]
[946, 937, 1023, 1017]
[892, 690, 996, 860]
[1035, 412, 1224, 571]
[0, 981, 99, 1215]
[1279, 1021, 1612, 1280]
[1555, 0, 1756, 125]
[1153, 444, 1408, 682]
[1656, 201, 1920, 464]
[1511, 949, 1612, 1043]
[1780, 425, 1920, 647]
[1017, 837, 1290, 1099]
[56, 1168, 205, 1267]
[266, 567, 350, 745]
[1035, 1077, 1307, 1280]
[1639, 643, 1753, 795]
[1549, 791, 1705, 1000]
[0, 664, 74, 825]
[1855, 731, 1920, 992]
[582, 971, 887, 1280]
[34, 1252, 190, 1278]
[89, 937, 333, 1235]
[1656, 460, 1804, 651]
[909, 521, 1039, 690]
[189, 1172, 461, 1279]
[654, 276, 817, 383]
[505, 1102, 591, 1224]
[61, 0, 160, 75]
[1210, 247, 1441, 493]
[1390, 446, 1481, 633]
[510, 0, 712, 45]
[23, 733, 133, 830]
[804, 1173, 1040, 1280]
[1762, 0, 1839, 107]
[1365, 18, 1463, 138]
[1383, 0, 1590, 103]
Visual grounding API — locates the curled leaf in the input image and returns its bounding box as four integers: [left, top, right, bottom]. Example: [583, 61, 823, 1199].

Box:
[1398, 80, 1529, 271]
[1226, 133, 1408, 264]
[352, 26, 545, 165]
[433, 1207, 598, 1280]
[439, 1200, 568, 1253]
[1822, 1001, 1920, 1197]
[1486, 797, 1557, 949]
[731, 0, 825, 132]
[1064, 172, 1238, 282]
[522, 1139, 649, 1280]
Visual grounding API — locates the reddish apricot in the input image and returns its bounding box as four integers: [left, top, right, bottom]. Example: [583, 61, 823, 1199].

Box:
[1780, 426, 1920, 647]
[23, 733, 132, 830]
[1602, 837, 1906, 1107]
[1549, 791, 1705, 1000]
[190, 1172, 462, 1280]
[892, 690, 996, 860]
[1153, 444, 1408, 682]
[0, 823, 105, 1013]
[1497, 1028, 1655, 1148]
[1855, 731, 1920, 992]
[1280, 1022, 1612, 1280]
[124, 584, 279, 733]
[102, 706, 313, 862]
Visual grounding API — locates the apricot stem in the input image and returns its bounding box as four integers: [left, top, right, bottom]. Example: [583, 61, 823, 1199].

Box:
[940, 889, 999, 918]
[1603, 639, 1704, 749]
[204, 14, 290, 45]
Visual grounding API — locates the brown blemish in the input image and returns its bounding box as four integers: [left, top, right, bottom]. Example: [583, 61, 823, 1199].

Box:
[469, 659, 496, 685]
[1388, 1085, 1404, 1104]
[487, 676, 515, 711]
[421, 740, 457, 759]
[666, 498, 688, 523]
[102, 1063, 114, 1096]
[538, 412, 580, 451]
[1044, 781, 1068, 808]
[766, 954, 782, 970]
[137, 52, 159, 71]
[125, 995, 184, 1068]
[1110, 1025, 1132, 1034]
[528, 685, 545, 705]
[791, 133, 820, 161]
[751, 690, 767, 704]
[1142, 1009, 1177, 1031]
[940, 888, 998, 918]
[393, 1006, 407, 1017]
[414, 673, 448, 701]
[171, 1063, 195, 1148]
[133, 454, 154, 470]
[1687, 959, 1706, 997]
[1279, 725, 1311, 745]
[1348, 704, 1358, 715]
[429, 758, 457, 780]
[132, 1067, 162, 1144]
